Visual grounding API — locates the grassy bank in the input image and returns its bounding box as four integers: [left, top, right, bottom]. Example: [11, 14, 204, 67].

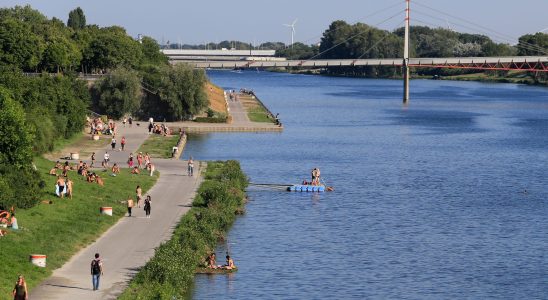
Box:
[44, 131, 111, 161]
[239, 94, 276, 123]
[136, 134, 180, 158]
[119, 160, 248, 299]
[0, 157, 157, 296]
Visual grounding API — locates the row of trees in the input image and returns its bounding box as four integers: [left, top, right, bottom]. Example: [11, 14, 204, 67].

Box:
[0, 5, 167, 74]
[93, 64, 208, 121]
[0, 5, 208, 210]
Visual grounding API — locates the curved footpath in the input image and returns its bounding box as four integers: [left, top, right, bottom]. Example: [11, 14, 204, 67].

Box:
[30, 125, 202, 300]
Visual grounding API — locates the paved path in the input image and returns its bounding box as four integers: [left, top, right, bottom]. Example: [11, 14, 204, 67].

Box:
[30, 125, 202, 300]
[165, 93, 282, 132]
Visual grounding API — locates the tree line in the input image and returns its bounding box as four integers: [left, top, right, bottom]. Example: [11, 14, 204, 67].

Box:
[0, 5, 208, 210]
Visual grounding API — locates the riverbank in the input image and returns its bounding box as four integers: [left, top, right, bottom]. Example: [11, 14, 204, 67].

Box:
[272, 68, 548, 87]
[119, 160, 248, 299]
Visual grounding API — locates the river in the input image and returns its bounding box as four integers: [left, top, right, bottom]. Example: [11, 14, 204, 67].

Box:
[184, 71, 547, 299]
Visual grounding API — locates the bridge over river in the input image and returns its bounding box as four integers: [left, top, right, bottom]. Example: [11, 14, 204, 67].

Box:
[173, 56, 548, 72]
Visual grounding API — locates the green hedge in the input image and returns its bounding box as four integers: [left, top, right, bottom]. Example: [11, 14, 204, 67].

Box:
[193, 116, 228, 123]
[119, 160, 248, 299]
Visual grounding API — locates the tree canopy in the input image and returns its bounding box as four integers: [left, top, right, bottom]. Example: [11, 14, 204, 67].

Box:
[67, 7, 86, 30]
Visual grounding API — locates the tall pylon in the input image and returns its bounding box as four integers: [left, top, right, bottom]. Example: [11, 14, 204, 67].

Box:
[403, 0, 410, 104]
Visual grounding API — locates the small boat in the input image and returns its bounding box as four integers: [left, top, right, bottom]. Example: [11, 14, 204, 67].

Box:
[287, 185, 326, 192]
[195, 267, 238, 274]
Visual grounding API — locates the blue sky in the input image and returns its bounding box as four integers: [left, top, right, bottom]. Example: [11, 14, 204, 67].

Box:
[3, 0, 547, 46]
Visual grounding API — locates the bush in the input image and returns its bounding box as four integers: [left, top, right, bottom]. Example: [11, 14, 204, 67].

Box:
[0, 164, 43, 209]
[193, 116, 227, 123]
[119, 160, 248, 299]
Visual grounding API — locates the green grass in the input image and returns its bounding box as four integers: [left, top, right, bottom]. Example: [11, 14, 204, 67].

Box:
[45, 131, 111, 160]
[247, 107, 274, 123]
[0, 156, 158, 296]
[136, 135, 180, 159]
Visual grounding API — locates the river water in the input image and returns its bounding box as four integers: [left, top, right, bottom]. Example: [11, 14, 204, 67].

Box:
[186, 71, 547, 299]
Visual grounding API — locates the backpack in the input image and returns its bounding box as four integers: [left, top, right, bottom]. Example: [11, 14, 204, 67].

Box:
[91, 259, 101, 274]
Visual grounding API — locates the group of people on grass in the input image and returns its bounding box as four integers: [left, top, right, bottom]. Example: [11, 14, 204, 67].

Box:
[0, 209, 18, 237]
[49, 162, 75, 198]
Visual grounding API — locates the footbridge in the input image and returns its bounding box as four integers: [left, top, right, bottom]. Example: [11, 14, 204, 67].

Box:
[176, 56, 548, 72]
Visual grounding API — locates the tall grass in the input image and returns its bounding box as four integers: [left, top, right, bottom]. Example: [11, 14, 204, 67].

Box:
[119, 160, 248, 299]
[0, 157, 157, 296]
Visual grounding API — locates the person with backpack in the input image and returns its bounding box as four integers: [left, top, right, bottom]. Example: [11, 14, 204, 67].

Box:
[90, 253, 103, 291]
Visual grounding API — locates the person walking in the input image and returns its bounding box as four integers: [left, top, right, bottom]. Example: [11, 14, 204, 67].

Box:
[144, 195, 151, 218]
[12, 275, 28, 300]
[127, 196, 134, 217]
[187, 156, 194, 176]
[111, 137, 116, 151]
[120, 136, 126, 151]
[103, 152, 110, 168]
[90, 253, 103, 291]
[136, 185, 142, 208]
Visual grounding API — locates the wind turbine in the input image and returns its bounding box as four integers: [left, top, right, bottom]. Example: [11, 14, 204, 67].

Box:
[283, 18, 298, 48]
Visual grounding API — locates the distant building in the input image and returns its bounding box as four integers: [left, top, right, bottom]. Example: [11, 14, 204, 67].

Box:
[161, 49, 285, 62]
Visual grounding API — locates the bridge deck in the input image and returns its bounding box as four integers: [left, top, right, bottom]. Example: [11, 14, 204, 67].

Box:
[173, 56, 548, 71]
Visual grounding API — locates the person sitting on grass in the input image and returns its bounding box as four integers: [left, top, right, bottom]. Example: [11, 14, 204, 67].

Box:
[9, 213, 18, 230]
[111, 163, 120, 174]
[96, 175, 104, 186]
[55, 161, 62, 169]
[49, 167, 58, 176]
[87, 172, 96, 183]
[131, 166, 140, 174]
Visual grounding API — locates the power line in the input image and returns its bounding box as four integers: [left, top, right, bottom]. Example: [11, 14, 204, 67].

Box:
[294, 0, 404, 47]
[413, 0, 548, 54]
[306, 10, 404, 61]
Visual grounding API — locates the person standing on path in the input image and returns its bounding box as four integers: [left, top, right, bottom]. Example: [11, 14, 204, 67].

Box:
[12, 275, 28, 300]
[126, 196, 134, 217]
[103, 152, 110, 168]
[187, 156, 194, 176]
[111, 137, 116, 151]
[120, 136, 126, 151]
[137, 152, 143, 169]
[90, 253, 103, 291]
[144, 195, 151, 218]
[136, 185, 142, 208]
[127, 153, 134, 168]
[90, 152, 96, 168]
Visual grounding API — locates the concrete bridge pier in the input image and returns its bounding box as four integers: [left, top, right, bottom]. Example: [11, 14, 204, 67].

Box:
[403, 59, 410, 104]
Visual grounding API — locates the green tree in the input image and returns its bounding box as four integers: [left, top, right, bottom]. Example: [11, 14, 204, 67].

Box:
[140, 36, 168, 67]
[141, 64, 207, 121]
[0, 18, 43, 70]
[67, 7, 86, 30]
[94, 68, 142, 118]
[0, 87, 34, 168]
[517, 33, 548, 56]
[83, 26, 143, 71]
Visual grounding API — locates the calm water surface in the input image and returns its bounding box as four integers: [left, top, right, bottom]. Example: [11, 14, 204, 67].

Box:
[186, 71, 547, 299]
